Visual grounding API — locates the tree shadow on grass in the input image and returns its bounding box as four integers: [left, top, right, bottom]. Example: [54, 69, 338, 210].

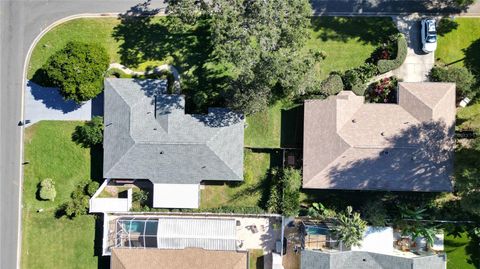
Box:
[310, 17, 398, 46]
[464, 39, 480, 78]
[112, 0, 224, 112]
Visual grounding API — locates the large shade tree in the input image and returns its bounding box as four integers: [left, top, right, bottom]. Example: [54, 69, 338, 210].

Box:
[167, 0, 317, 114]
[40, 41, 109, 103]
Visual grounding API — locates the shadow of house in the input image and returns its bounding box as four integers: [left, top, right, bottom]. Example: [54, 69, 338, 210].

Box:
[28, 81, 82, 113]
[281, 105, 304, 148]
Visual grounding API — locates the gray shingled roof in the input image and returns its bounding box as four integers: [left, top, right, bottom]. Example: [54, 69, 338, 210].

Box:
[301, 250, 446, 269]
[103, 79, 244, 184]
[303, 83, 455, 191]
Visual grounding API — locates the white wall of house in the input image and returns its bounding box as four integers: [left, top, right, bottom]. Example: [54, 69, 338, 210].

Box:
[89, 179, 132, 213]
[153, 183, 200, 208]
[351, 226, 394, 254]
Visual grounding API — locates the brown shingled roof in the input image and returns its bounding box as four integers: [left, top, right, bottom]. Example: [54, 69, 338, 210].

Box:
[303, 82, 455, 192]
[110, 248, 248, 269]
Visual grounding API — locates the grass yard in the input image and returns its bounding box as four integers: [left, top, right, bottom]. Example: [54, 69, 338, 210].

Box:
[200, 149, 280, 209]
[436, 18, 480, 71]
[457, 102, 480, 131]
[22, 121, 102, 269]
[445, 232, 479, 269]
[306, 17, 398, 80]
[28, 18, 121, 79]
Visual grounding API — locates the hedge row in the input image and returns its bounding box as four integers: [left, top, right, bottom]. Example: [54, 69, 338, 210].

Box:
[377, 34, 408, 74]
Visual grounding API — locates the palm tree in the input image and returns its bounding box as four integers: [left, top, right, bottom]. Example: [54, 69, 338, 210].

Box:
[332, 206, 367, 249]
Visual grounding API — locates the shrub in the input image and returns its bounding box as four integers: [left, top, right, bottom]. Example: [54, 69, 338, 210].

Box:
[131, 189, 149, 210]
[429, 66, 476, 98]
[64, 182, 90, 218]
[362, 200, 388, 226]
[72, 116, 104, 147]
[39, 178, 56, 201]
[377, 34, 407, 74]
[86, 181, 100, 196]
[267, 168, 302, 217]
[365, 77, 398, 103]
[319, 74, 344, 96]
[39, 41, 110, 103]
[332, 206, 367, 248]
[343, 63, 377, 96]
[307, 202, 338, 219]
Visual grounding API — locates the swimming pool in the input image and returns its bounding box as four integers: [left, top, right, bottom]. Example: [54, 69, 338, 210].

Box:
[306, 225, 330, 235]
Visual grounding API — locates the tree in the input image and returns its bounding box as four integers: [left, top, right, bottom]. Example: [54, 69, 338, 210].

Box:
[86, 181, 100, 196]
[429, 66, 476, 98]
[39, 178, 56, 201]
[64, 182, 90, 218]
[332, 206, 367, 248]
[41, 41, 109, 103]
[167, 0, 315, 114]
[72, 116, 104, 147]
[267, 168, 302, 217]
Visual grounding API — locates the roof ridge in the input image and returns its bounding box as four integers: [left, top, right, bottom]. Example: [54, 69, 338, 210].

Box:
[104, 143, 136, 178]
[205, 140, 242, 179]
[304, 146, 351, 188]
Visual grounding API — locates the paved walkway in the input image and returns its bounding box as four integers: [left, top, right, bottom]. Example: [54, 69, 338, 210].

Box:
[24, 81, 102, 126]
[392, 14, 436, 82]
[109, 63, 181, 92]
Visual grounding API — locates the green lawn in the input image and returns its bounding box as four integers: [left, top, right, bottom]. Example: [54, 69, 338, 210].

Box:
[306, 17, 398, 80]
[436, 18, 480, 70]
[22, 121, 101, 269]
[200, 149, 278, 208]
[457, 102, 480, 131]
[28, 18, 121, 79]
[445, 232, 479, 269]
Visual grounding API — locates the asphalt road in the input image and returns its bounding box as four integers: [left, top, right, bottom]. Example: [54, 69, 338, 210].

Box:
[0, 1, 478, 269]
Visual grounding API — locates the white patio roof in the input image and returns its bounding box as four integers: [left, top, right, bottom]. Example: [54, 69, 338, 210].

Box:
[153, 183, 199, 208]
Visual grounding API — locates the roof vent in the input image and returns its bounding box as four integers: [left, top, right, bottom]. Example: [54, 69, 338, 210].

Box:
[159, 151, 164, 155]
[352, 119, 356, 123]
[202, 166, 206, 169]
[153, 128, 157, 131]
[381, 132, 385, 136]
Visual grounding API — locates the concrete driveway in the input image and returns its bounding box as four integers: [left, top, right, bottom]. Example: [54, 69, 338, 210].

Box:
[393, 15, 435, 82]
[24, 81, 104, 126]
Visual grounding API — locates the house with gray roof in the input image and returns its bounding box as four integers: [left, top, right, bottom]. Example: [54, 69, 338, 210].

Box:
[303, 82, 455, 192]
[100, 78, 244, 209]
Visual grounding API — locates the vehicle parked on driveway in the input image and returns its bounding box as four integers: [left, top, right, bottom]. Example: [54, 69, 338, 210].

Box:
[421, 19, 437, 53]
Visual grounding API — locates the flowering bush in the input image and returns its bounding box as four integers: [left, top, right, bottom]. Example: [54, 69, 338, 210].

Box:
[366, 77, 398, 103]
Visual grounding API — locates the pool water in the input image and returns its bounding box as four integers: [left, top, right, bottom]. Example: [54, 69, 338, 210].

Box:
[306, 226, 329, 235]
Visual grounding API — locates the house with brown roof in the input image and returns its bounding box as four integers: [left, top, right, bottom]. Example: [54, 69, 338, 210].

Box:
[302, 82, 455, 192]
[111, 248, 248, 269]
